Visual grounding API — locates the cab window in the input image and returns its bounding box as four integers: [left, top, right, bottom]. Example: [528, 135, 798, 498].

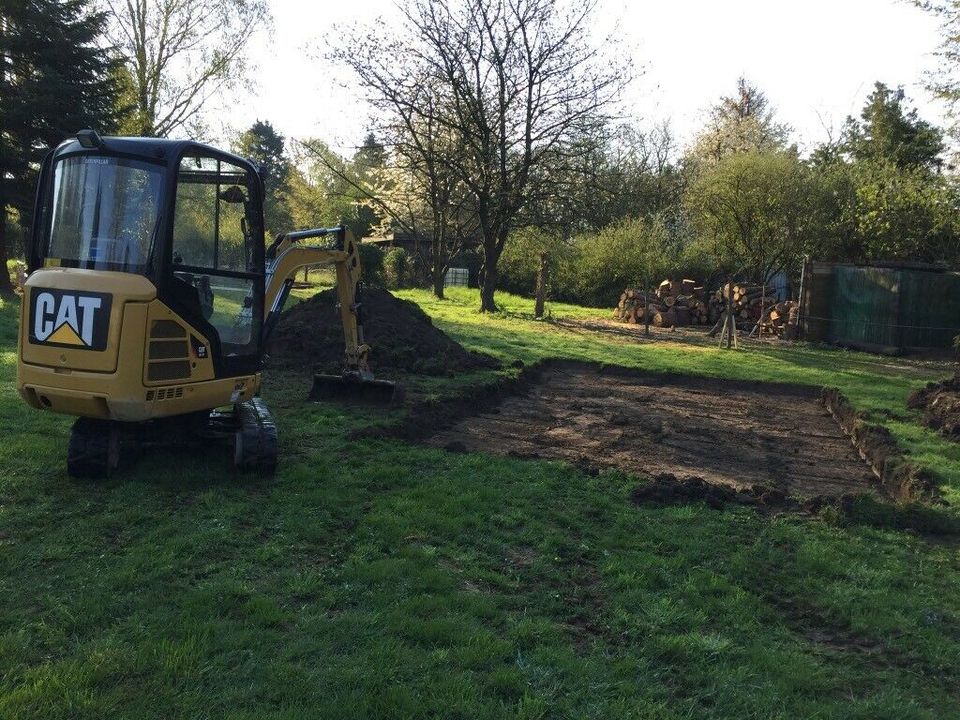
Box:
[172, 154, 261, 353]
[43, 155, 163, 272]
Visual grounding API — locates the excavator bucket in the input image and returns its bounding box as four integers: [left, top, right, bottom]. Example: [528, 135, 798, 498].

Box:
[310, 372, 402, 406]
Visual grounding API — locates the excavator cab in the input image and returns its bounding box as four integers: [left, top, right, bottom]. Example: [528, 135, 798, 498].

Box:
[18, 131, 395, 478]
[28, 134, 266, 372]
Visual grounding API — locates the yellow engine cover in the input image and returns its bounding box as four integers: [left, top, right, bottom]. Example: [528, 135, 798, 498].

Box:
[17, 269, 260, 422]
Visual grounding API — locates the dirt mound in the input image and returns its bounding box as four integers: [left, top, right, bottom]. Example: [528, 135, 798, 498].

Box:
[269, 287, 500, 376]
[629, 473, 796, 510]
[908, 372, 960, 441]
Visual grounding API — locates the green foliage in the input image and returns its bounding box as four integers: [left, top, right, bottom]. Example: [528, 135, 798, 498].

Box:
[383, 247, 412, 289]
[0, 0, 125, 172]
[809, 85, 960, 265]
[848, 160, 959, 262]
[685, 151, 826, 281]
[571, 216, 689, 307]
[235, 120, 293, 238]
[288, 141, 349, 231]
[288, 138, 389, 240]
[2, 209, 26, 260]
[497, 227, 570, 297]
[498, 218, 707, 308]
[844, 83, 944, 170]
[348, 134, 388, 238]
[358, 242, 385, 287]
[0, 0, 126, 290]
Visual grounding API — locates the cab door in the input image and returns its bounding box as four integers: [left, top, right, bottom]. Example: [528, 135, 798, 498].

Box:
[167, 152, 265, 378]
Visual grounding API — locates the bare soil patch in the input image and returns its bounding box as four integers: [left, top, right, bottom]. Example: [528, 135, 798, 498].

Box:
[269, 287, 499, 376]
[425, 362, 877, 500]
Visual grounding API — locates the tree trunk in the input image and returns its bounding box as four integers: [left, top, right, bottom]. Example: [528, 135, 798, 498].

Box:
[534, 251, 548, 319]
[431, 225, 448, 299]
[0, 186, 15, 296]
[480, 257, 498, 313]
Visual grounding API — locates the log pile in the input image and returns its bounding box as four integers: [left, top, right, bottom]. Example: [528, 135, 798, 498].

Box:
[613, 279, 710, 328]
[707, 284, 800, 339]
[616, 280, 801, 338]
[707, 284, 777, 324]
[758, 300, 801, 339]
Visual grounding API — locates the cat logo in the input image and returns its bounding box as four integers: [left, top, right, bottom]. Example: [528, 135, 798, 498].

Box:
[29, 289, 112, 351]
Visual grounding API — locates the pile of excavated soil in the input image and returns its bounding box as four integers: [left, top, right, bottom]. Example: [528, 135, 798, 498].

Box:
[269, 287, 500, 376]
[908, 372, 960, 441]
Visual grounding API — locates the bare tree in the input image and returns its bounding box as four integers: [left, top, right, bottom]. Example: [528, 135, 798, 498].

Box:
[310, 55, 478, 298]
[103, 0, 270, 137]
[300, 123, 475, 299]
[337, 0, 627, 311]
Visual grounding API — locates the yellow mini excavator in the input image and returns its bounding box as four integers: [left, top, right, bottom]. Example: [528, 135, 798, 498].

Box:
[16, 130, 396, 478]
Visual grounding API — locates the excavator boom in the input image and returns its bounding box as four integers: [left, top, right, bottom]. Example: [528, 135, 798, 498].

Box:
[261, 225, 398, 404]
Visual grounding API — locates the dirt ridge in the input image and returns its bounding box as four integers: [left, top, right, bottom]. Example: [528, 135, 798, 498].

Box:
[821, 387, 938, 502]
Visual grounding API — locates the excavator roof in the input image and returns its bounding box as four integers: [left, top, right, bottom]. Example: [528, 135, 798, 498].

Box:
[53, 133, 254, 172]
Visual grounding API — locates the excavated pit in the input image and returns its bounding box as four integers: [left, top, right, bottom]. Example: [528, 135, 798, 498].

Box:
[425, 362, 879, 500]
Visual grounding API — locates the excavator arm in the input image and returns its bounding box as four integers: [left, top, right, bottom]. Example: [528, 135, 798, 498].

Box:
[258, 225, 398, 404]
[261, 225, 371, 376]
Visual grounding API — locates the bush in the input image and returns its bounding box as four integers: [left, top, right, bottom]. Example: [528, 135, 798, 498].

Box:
[384, 247, 412, 289]
[498, 228, 564, 297]
[569, 215, 691, 308]
[496, 217, 708, 309]
[4, 209, 27, 260]
[358, 243, 386, 287]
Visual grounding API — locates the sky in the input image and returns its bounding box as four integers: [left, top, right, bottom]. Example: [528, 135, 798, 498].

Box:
[230, 0, 949, 157]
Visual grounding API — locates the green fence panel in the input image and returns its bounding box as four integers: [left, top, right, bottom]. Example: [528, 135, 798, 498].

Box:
[830, 266, 900, 348]
[898, 269, 960, 349]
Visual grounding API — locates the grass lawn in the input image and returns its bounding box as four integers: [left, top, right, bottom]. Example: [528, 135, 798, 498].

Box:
[2, 287, 960, 719]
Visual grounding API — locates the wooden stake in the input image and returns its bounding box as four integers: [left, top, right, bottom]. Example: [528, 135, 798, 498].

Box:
[534, 251, 548, 320]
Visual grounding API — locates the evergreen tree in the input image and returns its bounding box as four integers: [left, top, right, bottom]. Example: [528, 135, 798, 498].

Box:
[0, 0, 123, 293]
[235, 120, 293, 237]
[843, 82, 944, 170]
[810, 84, 958, 265]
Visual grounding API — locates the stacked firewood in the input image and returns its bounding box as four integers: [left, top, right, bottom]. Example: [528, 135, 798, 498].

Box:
[614, 279, 710, 328]
[707, 284, 776, 324]
[758, 300, 801, 339]
[706, 285, 801, 339]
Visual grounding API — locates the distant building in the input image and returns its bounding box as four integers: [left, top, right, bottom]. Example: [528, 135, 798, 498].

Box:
[363, 230, 481, 286]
